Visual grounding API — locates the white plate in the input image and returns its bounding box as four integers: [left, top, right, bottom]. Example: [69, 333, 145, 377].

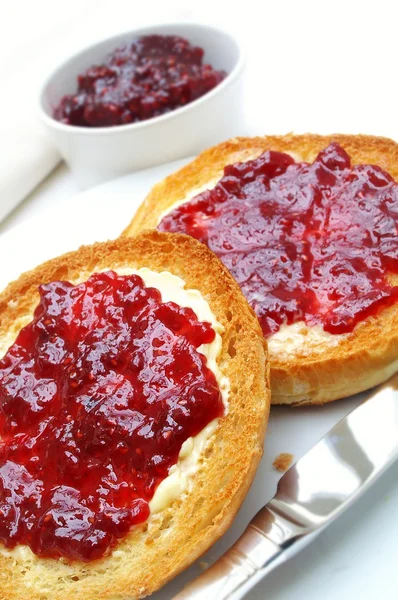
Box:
[0, 158, 191, 273]
[0, 164, 397, 600]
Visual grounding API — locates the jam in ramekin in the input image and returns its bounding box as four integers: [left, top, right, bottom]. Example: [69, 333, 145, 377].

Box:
[54, 35, 226, 127]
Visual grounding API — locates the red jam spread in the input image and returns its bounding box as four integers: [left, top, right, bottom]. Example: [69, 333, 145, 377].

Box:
[54, 35, 226, 127]
[0, 271, 223, 561]
[159, 144, 398, 336]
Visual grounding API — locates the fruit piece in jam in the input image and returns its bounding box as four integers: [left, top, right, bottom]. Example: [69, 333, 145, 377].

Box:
[159, 143, 398, 336]
[0, 271, 223, 561]
[54, 35, 226, 127]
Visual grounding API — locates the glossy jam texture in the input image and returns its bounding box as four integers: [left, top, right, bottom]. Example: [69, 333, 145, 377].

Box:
[159, 144, 398, 335]
[0, 272, 223, 561]
[54, 35, 226, 127]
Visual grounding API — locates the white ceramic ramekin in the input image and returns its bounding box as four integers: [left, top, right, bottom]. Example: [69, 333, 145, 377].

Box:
[38, 23, 245, 189]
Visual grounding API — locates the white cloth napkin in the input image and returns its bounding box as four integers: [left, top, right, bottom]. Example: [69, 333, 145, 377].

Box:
[0, 7, 75, 225]
[0, 117, 60, 223]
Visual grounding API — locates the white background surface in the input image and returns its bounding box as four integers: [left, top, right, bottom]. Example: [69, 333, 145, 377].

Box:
[1, 0, 398, 598]
[2, 0, 398, 233]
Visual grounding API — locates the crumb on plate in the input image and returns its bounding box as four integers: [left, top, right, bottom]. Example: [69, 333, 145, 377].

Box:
[273, 452, 294, 472]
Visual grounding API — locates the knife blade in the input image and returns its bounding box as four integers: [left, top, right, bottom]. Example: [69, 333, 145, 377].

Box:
[173, 372, 398, 599]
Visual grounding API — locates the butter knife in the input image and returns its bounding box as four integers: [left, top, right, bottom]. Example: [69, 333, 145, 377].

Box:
[174, 372, 398, 599]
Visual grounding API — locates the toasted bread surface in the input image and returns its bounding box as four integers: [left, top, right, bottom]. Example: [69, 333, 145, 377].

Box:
[122, 134, 398, 405]
[0, 232, 270, 599]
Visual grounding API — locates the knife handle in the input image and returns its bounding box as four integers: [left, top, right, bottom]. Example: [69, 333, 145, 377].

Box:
[174, 376, 398, 599]
[173, 504, 308, 599]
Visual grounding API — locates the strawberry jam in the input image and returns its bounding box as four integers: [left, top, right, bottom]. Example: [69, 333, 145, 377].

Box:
[0, 271, 223, 561]
[54, 35, 226, 127]
[159, 144, 398, 336]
